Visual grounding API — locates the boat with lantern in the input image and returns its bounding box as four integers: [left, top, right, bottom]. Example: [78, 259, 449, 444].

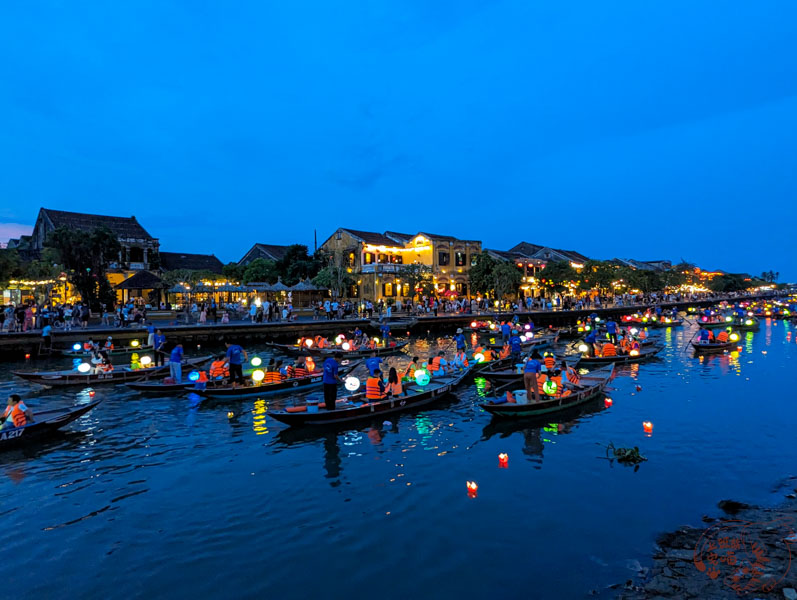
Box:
[12, 355, 212, 388]
[265, 340, 409, 359]
[55, 342, 153, 358]
[480, 365, 613, 419]
[0, 399, 104, 449]
[690, 339, 740, 354]
[268, 365, 474, 427]
[194, 360, 363, 400]
[573, 344, 663, 366]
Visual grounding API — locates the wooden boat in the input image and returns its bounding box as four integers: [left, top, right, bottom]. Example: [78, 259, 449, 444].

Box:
[486, 334, 554, 352]
[369, 317, 418, 330]
[647, 318, 683, 328]
[126, 380, 207, 394]
[13, 356, 212, 388]
[574, 344, 662, 366]
[480, 366, 613, 419]
[265, 340, 409, 359]
[55, 343, 154, 358]
[691, 339, 739, 354]
[195, 360, 362, 400]
[269, 366, 473, 427]
[0, 399, 103, 448]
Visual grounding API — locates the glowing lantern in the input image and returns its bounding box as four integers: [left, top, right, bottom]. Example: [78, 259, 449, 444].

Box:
[306, 357, 316, 372]
[227, 411, 235, 419]
[595, 317, 601, 323]
[725, 316, 732, 322]
[188, 370, 200, 382]
[25, 354, 30, 360]
[578, 344, 589, 353]
[466, 481, 478, 498]
[89, 390, 95, 397]
[584, 325, 591, 331]
[131, 340, 140, 347]
[140, 356, 152, 366]
[252, 369, 265, 382]
[636, 385, 642, 392]
[519, 335, 527, 342]
[729, 333, 739, 342]
[373, 337, 380, 344]
[470, 322, 477, 328]
[524, 324, 531, 331]
[747, 311, 753, 316]
[414, 370, 431, 386]
[251, 356, 262, 367]
[489, 323, 496, 330]
[630, 328, 639, 335]
[630, 349, 640, 356]
[604, 397, 613, 408]
[342, 342, 351, 351]
[736, 346, 742, 351]
[72, 343, 81, 351]
[78, 362, 91, 373]
[304, 339, 313, 347]
[335, 334, 345, 344]
[474, 353, 485, 363]
[498, 453, 508, 468]
[643, 421, 653, 434]
[744, 319, 753, 326]
[543, 380, 558, 395]
[344, 376, 360, 391]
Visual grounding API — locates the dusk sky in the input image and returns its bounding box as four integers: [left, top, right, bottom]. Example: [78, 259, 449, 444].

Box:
[1, 2, 795, 279]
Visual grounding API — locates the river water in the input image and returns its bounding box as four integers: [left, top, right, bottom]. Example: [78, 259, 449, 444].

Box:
[2, 318, 796, 599]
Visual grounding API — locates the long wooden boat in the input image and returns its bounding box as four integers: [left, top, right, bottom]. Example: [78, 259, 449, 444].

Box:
[195, 360, 362, 400]
[13, 356, 212, 388]
[55, 344, 154, 358]
[486, 334, 554, 352]
[691, 340, 739, 354]
[126, 380, 209, 394]
[369, 317, 418, 330]
[647, 318, 684, 329]
[699, 317, 759, 331]
[265, 340, 409, 358]
[480, 366, 613, 419]
[0, 399, 103, 448]
[269, 366, 473, 427]
[574, 344, 662, 366]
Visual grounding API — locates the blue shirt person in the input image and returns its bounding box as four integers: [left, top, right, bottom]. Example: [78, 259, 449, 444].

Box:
[509, 334, 522, 354]
[453, 330, 467, 350]
[169, 343, 184, 383]
[225, 344, 244, 365]
[322, 357, 340, 384]
[606, 320, 617, 334]
[380, 324, 391, 342]
[366, 354, 383, 376]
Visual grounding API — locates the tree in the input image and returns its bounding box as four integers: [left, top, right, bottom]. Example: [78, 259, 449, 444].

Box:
[222, 262, 244, 282]
[539, 260, 578, 294]
[46, 226, 121, 310]
[579, 260, 617, 293]
[469, 252, 521, 299]
[274, 245, 322, 285]
[401, 263, 433, 300]
[709, 273, 748, 292]
[242, 258, 279, 284]
[313, 266, 353, 298]
[0, 248, 22, 286]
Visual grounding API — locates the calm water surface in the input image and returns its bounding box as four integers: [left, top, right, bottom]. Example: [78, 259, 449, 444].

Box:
[2, 319, 796, 599]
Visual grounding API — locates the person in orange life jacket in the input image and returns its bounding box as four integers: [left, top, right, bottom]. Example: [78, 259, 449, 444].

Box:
[365, 369, 387, 400]
[543, 352, 556, 371]
[429, 351, 449, 376]
[716, 330, 729, 343]
[452, 349, 469, 370]
[481, 347, 497, 362]
[2, 394, 34, 429]
[562, 360, 581, 388]
[104, 336, 114, 351]
[292, 357, 308, 378]
[387, 367, 404, 397]
[365, 351, 384, 377]
[276, 360, 289, 380]
[210, 355, 229, 379]
[403, 356, 420, 380]
[523, 351, 542, 403]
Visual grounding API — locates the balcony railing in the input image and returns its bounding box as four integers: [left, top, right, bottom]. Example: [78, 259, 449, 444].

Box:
[360, 264, 405, 274]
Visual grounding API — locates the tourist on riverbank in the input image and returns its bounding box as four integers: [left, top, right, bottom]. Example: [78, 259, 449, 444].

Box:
[169, 343, 184, 384]
[322, 352, 344, 410]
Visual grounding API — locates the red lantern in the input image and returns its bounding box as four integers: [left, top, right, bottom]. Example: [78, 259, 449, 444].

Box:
[466, 481, 478, 498]
[604, 397, 613, 408]
[89, 390, 96, 397]
[643, 421, 653, 434]
[498, 453, 508, 468]
[24, 353, 31, 360]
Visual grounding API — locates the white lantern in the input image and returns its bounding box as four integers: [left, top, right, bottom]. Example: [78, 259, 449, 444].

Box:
[344, 376, 360, 391]
[78, 363, 91, 373]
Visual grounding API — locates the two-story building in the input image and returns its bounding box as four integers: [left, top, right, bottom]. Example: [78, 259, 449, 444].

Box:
[318, 228, 482, 300]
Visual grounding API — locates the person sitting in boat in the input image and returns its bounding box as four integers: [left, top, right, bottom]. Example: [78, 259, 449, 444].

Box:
[104, 336, 114, 351]
[403, 356, 420, 381]
[601, 342, 617, 358]
[386, 367, 404, 397]
[482, 347, 497, 362]
[452, 350, 469, 370]
[264, 360, 281, 383]
[562, 360, 581, 388]
[716, 329, 730, 343]
[629, 339, 641, 354]
[542, 352, 556, 371]
[100, 355, 114, 374]
[292, 357, 308, 378]
[618, 334, 629, 355]
[209, 355, 229, 380]
[1, 394, 34, 429]
[277, 360, 289, 380]
[429, 351, 449, 376]
[83, 338, 97, 352]
[365, 369, 387, 401]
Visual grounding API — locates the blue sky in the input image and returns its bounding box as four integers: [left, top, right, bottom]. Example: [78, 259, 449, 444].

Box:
[1, 1, 795, 280]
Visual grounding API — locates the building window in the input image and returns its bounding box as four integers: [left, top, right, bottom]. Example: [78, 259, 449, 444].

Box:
[378, 253, 388, 264]
[383, 283, 394, 297]
[402, 283, 410, 297]
[348, 284, 359, 297]
[390, 255, 403, 264]
[455, 252, 466, 267]
[470, 254, 478, 267]
[348, 252, 355, 267]
[456, 282, 467, 295]
[364, 252, 374, 265]
[438, 251, 450, 266]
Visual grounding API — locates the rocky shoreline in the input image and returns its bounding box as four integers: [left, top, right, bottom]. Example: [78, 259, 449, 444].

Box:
[611, 481, 797, 599]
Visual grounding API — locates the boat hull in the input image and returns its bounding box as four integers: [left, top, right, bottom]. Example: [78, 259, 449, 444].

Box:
[0, 400, 103, 449]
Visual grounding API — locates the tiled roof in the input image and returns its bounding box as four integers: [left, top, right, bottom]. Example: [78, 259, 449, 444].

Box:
[160, 251, 224, 273]
[252, 243, 291, 261]
[114, 270, 165, 290]
[42, 208, 155, 240]
[384, 231, 414, 244]
[341, 228, 398, 246]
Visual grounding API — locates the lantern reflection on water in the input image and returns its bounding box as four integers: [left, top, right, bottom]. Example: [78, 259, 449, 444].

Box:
[466, 481, 478, 498]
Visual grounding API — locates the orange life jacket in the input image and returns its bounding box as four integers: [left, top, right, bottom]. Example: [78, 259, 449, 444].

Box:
[3, 405, 26, 428]
[294, 367, 308, 378]
[430, 357, 444, 372]
[455, 352, 469, 367]
[388, 381, 402, 396]
[630, 341, 640, 351]
[264, 370, 281, 383]
[543, 356, 555, 370]
[102, 362, 114, 372]
[482, 349, 495, 362]
[716, 331, 729, 343]
[506, 391, 516, 403]
[365, 377, 385, 400]
[403, 363, 417, 378]
[210, 361, 228, 378]
[83, 342, 92, 351]
[499, 345, 510, 359]
[566, 366, 580, 385]
[198, 371, 208, 382]
[602, 343, 617, 357]
[105, 342, 114, 350]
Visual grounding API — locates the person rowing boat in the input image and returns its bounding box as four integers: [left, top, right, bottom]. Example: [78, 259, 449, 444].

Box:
[1, 394, 34, 430]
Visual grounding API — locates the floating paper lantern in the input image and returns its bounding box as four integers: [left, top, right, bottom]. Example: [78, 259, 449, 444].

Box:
[252, 369, 265, 382]
[643, 421, 653, 434]
[344, 376, 360, 391]
[466, 481, 478, 498]
[251, 356, 262, 367]
[524, 324, 531, 331]
[604, 397, 613, 408]
[89, 390, 95, 397]
[519, 335, 527, 342]
[78, 362, 91, 373]
[498, 453, 508, 468]
[414, 369, 431, 386]
[227, 411, 235, 419]
[630, 349, 640, 356]
[188, 370, 200, 382]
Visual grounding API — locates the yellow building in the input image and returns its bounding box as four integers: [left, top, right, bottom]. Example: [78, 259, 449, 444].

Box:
[318, 228, 481, 300]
